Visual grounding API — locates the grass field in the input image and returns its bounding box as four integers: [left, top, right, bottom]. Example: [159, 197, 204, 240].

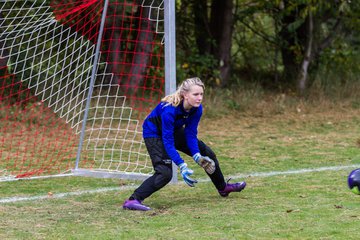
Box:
[1, 102, 360, 239]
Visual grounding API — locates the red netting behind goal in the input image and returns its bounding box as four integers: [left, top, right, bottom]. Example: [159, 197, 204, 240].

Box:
[0, 0, 165, 179]
[0, 70, 79, 178]
[52, 0, 165, 112]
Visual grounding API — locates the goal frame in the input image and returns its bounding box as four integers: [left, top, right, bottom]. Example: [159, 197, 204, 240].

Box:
[0, 0, 177, 183]
[71, 0, 178, 182]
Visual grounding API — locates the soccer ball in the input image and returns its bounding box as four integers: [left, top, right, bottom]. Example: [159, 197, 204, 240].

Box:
[348, 168, 360, 194]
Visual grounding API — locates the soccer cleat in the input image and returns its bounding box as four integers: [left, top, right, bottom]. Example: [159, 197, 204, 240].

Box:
[218, 179, 246, 197]
[123, 199, 151, 211]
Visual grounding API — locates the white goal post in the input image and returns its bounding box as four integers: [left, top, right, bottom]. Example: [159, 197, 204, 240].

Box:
[0, 0, 177, 182]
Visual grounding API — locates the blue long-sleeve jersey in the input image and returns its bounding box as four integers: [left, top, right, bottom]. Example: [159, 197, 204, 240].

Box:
[142, 101, 202, 166]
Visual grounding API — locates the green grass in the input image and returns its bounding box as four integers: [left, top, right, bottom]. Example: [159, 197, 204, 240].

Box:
[1, 171, 360, 239]
[1, 106, 360, 239]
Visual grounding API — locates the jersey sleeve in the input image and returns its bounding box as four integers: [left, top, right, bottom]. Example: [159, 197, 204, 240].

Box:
[184, 105, 202, 156]
[161, 106, 184, 166]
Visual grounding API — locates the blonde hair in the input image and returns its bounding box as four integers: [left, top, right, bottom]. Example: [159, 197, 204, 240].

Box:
[161, 77, 205, 107]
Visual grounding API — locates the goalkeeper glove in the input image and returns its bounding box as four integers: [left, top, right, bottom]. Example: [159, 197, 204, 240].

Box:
[193, 153, 216, 175]
[179, 163, 197, 187]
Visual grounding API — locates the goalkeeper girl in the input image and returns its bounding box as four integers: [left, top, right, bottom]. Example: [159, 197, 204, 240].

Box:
[123, 77, 246, 211]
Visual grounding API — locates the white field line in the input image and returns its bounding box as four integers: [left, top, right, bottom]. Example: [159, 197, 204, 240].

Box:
[1, 164, 360, 204]
[226, 164, 360, 180]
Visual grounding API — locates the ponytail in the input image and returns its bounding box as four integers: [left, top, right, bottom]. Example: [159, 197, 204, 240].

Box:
[162, 77, 205, 107]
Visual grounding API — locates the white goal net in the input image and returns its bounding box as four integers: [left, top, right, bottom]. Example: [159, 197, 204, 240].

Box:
[0, 0, 167, 181]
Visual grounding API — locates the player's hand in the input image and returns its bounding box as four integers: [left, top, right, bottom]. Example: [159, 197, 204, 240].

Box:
[193, 153, 216, 175]
[179, 163, 197, 187]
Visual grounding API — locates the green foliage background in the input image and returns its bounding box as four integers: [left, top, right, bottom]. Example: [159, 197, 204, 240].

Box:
[175, 0, 360, 93]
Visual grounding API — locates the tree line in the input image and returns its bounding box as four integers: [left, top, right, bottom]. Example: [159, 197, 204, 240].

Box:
[176, 0, 360, 95]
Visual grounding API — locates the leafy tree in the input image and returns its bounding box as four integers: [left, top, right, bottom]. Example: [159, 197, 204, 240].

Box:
[276, 0, 359, 94]
[231, 0, 360, 94]
[176, 0, 235, 87]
